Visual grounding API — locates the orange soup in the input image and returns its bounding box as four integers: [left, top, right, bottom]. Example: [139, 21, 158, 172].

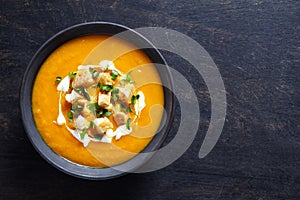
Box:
[32, 35, 164, 167]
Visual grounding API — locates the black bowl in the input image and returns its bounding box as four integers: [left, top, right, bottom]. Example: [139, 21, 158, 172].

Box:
[20, 22, 174, 180]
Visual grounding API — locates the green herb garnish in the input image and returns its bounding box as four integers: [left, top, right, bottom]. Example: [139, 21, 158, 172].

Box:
[126, 118, 131, 130]
[93, 83, 113, 92]
[102, 111, 112, 117]
[131, 95, 137, 105]
[120, 103, 126, 111]
[67, 111, 73, 121]
[111, 88, 119, 103]
[131, 94, 140, 105]
[101, 84, 113, 91]
[112, 87, 119, 94]
[96, 108, 110, 117]
[89, 67, 99, 78]
[55, 76, 62, 83]
[88, 103, 97, 115]
[96, 109, 103, 118]
[71, 102, 83, 115]
[111, 70, 118, 80]
[93, 134, 103, 140]
[112, 93, 117, 103]
[74, 87, 90, 101]
[126, 106, 133, 113]
[80, 129, 87, 140]
[88, 103, 112, 117]
[120, 103, 131, 113]
[69, 72, 77, 78]
[122, 72, 134, 83]
[89, 121, 95, 129]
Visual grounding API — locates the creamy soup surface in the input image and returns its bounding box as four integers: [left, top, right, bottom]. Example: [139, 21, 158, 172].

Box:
[32, 35, 164, 167]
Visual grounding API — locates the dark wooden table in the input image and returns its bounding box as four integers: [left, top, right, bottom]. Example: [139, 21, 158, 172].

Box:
[1, 0, 299, 199]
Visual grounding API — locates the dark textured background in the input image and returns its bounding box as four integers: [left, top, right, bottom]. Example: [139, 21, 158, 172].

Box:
[1, 0, 299, 199]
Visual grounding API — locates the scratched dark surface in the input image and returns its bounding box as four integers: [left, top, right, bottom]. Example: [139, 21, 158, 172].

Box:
[1, 0, 299, 199]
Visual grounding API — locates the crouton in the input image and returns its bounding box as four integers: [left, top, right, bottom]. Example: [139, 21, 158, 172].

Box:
[113, 111, 128, 126]
[72, 69, 97, 88]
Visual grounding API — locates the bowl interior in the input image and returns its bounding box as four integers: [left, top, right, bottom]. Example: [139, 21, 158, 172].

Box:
[20, 22, 174, 180]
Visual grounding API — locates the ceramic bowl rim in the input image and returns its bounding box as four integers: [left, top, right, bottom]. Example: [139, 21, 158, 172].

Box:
[20, 22, 174, 180]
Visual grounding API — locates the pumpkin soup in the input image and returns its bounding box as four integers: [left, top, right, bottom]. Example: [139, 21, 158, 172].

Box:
[32, 35, 164, 167]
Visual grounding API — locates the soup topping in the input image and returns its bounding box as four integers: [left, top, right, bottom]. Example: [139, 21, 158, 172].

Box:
[55, 60, 146, 147]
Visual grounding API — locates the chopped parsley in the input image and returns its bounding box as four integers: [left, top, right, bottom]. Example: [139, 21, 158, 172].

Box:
[127, 106, 133, 113]
[93, 83, 113, 92]
[88, 102, 112, 117]
[104, 64, 109, 70]
[93, 134, 103, 140]
[71, 102, 83, 115]
[131, 94, 140, 105]
[111, 70, 118, 80]
[112, 87, 119, 94]
[55, 76, 62, 83]
[102, 111, 112, 117]
[74, 87, 91, 101]
[89, 121, 95, 129]
[101, 84, 113, 91]
[67, 111, 73, 121]
[120, 103, 132, 113]
[111, 88, 119, 103]
[68, 72, 77, 78]
[122, 72, 134, 83]
[126, 118, 131, 130]
[80, 129, 87, 140]
[88, 103, 98, 116]
[120, 103, 126, 112]
[98, 109, 111, 118]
